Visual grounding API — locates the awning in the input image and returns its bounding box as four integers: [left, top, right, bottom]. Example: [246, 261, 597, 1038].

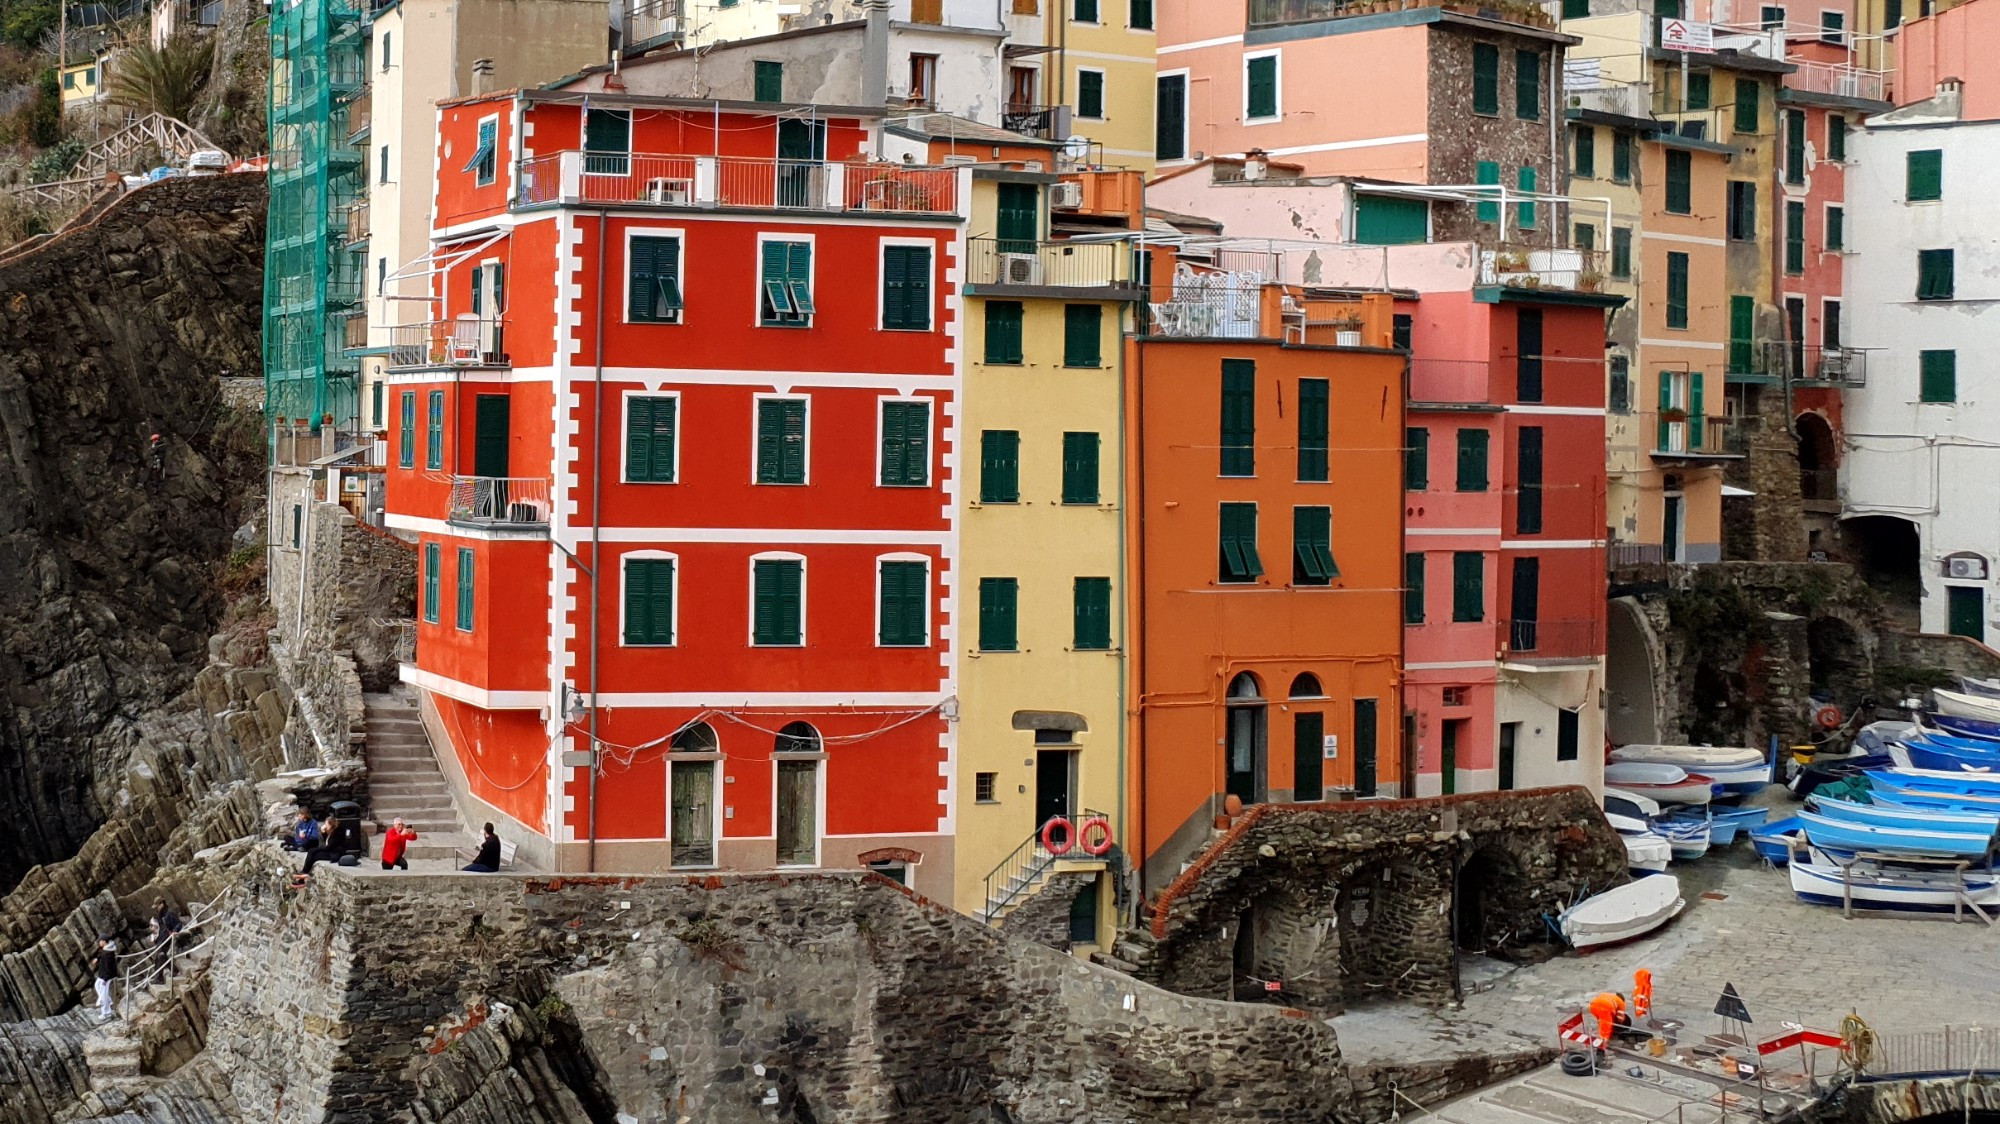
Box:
[1721, 484, 1756, 497]
[381, 229, 509, 300]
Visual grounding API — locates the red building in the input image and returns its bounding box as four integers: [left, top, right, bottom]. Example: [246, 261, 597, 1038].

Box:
[385, 88, 969, 888]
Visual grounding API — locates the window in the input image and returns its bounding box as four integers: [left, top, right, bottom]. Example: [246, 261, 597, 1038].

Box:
[1611, 226, 1632, 279]
[1455, 428, 1489, 492]
[1515, 49, 1540, 120]
[1823, 299, 1842, 349]
[1404, 552, 1425, 624]
[422, 542, 440, 623]
[1609, 356, 1631, 413]
[978, 578, 1018, 652]
[379, 143, 390, 184]
[381, 29, 392, 69]
[1074, 577, 1112, 650]
[1687, 70, 1710, 109]
[1920, 350, 1957, 403]
[1156, 73, 1187, 160]
[1727, 181, 1757, 240]
[425, 390, 444, 470]
[1077, 69, 1105, 119]
[1562, 0, 1588, 17]
[878, 560, 930, 646]
[1825, 205, 1844, 252]
[909, 53, 938, 107]
[975, 772, 998, 802]
[1666, 252, 1689, 329]
[625, 395, 678, 483]
[1665, 150, 1691, 214]
[750, 559, 804, 646]
[61, 70, 73, 89]
[398, 391, 415, 467]
[1452, 552, 1484, 622]
[760, 240, 813, 326]
[1557, 708, 1581, 761]
[371, 381, 385, 431]
[1130, 0, 1153, 28]
[1785, 201, 1806, 274]
[1220, 358, 1255, 476]
[1820, 9, 1844, 41]
[1729, 294, 1755, 373]
[1245, 53, 1279, 120]
[1611, 130, 1632, 183]
[1885, 0, 1900, 27]
[1062, 432, 1100, 504]
[756, 397, 808, 485]
[1219, 503, 1263, 583]
[981, 430, 1020, 503]
[1516, 166, 1537, 230]
[754, 60, 783, 103]
[1907, 149, 1943, 201]
[1406, 427, 1429, 491]
[881, 245, 932, 331]
[1393, 313, 1413, 351]
[377, 257, 386, 297]
[455, 550, 476, 631]
[1292, 506, 1336, 585]
[879, 400, 931, 486]
[1297, 378, 1329, 481]
[1473, 43, 1499, 115]
[1733, 77, 1759, 133]
[1075, 0, 1098, 18]
[1827, 114, 1846, 162]
[1064, 304, 1102, 367]
[1759, 3, 1784, 26]
[624, 558, 676, 645]
[1475, 161, 1500, 224]
[1575, 223, 1595, 254]
[1442, 686, 1469, 707]
[469, 118, 497, 186]
[1784, 109, 1805, 185]
[1917, 249, 1955, 300]
[1516, 426, 1543, 535]
[627, 235, 684, 324]
[984, 301, 1024, 364]
[1573, 126, 1595, 178]
[1516, 307, 1543, 402]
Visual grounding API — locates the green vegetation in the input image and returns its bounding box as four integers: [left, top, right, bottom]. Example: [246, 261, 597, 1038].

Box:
[104, 32, 214, 120]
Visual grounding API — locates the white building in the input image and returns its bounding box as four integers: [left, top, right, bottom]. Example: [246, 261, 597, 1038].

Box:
[1844, 79, 2000, 643]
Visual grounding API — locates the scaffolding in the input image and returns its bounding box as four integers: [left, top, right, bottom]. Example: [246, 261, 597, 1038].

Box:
[264, 0, 367, 430]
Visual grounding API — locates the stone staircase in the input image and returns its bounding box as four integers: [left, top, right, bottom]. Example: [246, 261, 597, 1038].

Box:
[84, 938, 216, 1098]
[363, 691, 463, 861]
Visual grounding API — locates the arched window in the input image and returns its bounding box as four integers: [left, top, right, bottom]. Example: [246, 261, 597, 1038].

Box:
[1288, 673, 1324, 699]
[1227, 671, 1264, 701]
[775, 721, 822, 755]
[670, 721, 718, 753]
[1224, 672, 1266, 805]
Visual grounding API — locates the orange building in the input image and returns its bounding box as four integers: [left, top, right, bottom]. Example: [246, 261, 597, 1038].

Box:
[1125, 281, 1407, 889]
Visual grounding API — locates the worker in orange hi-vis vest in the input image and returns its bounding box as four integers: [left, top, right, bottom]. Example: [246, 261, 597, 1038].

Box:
[1633, 969, 1653, 1021]
[1588, 992, 1630, 1044]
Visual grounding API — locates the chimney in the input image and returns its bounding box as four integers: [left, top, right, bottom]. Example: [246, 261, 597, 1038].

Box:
[1242, 148, 1269, 182]
[861, 0, 890, 108]
[472, 57, 496, 96]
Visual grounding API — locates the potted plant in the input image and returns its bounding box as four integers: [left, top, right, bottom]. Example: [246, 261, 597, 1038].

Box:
[1660, 406, 1688, 423]
[1328, 313, 1365, 346]
[1576, 269, 1604, 292]
[1494, 250, 1530, 273]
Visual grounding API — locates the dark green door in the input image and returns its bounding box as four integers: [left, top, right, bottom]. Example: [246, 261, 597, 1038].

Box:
[1499, 722, 1519, 791]
[776, 119, 825, 207]
[473, 395, 510, 478]
[1226, 701, 1265, 805]
[1353, 196, 1430, 245]
[1354, 699, 1378, 796]
[996, 182, 1038, 254]
[1293, 711, 1324, 801]
[1441, 718, 1460, 796]
[1949, 586, 1986, 642]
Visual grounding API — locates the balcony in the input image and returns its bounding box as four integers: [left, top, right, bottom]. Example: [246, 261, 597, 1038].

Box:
[342, 312, 368, 352]
[1504, 618, 1602, 664]
[448, 477, 551, 530]
[1001, 104, 1067, 140]
[1765, 342, 1867, 388]
[1786, 61, 1886, 104]
[344, 200, 368, 246]
[515, 153, 960, 217]
[343, 87, 371, 142]
[1800, 467, 1838, 505]
[1249, 0, 1556, 29]
[1642, 412, 1748, 460]
[1478, 245, 1608, 294]
[964, 237, 1147, 298]
[385, 319, 509, 371]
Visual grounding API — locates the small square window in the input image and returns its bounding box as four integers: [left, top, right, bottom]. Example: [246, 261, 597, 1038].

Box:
[1034, 728, 1076, 746]
[975, 772, 998, 802]
[1442, 686, 1469, 708]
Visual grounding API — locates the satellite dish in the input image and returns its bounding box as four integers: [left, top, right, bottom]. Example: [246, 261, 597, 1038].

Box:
[1060, 134, 1091, 165]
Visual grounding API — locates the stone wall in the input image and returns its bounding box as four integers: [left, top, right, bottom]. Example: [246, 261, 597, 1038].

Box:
[1778, 1074, 2000, 1123]
[1425, 26, 1563, 244]
[1880, 629, 2000, 690]
[1724, 408, 1809, 564]
[994, 869, 1095, 951]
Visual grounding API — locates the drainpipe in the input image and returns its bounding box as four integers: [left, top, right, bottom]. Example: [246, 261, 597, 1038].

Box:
[861, 0, 890, 107]
[1114, 305, 1131, 928]
[586, 209, 608, 873]
[1129, 335, 1149, 908]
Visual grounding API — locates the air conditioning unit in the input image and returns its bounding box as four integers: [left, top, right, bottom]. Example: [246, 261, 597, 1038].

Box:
[999, 253, 1042, 285]
[646, 177, 690, 204]
[1946, 556, 1988, 580]
[1819, 350, 1850, 378]
[1049, 181, 1084, 209]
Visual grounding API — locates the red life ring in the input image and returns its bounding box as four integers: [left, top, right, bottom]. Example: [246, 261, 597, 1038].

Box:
[1040, 816, 1075, 856]
[1814, 704, 1843, 730]
[1078, 816, 1114, 856]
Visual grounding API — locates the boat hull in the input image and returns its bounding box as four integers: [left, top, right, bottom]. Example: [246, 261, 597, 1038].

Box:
[1934, 688, 2000, 723]
[1791, 858, 2000, 913]
[1798, 808, 1996, 859]
[1809, 796, 2000, 835]
[1602, 761, 1715, 804]
[1934, 714, 2000, 741]
[1560, 876, 1685, 949]
[1961, 676, 2000, 700]
[1903, 743, 2000, 774]
[1750, 816, 1802, 865]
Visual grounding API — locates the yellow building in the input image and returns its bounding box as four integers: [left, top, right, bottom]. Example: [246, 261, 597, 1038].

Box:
[1040, 0, 1157, 170]
[951, 166, 1145, 951]
[59, 56, 105, 108]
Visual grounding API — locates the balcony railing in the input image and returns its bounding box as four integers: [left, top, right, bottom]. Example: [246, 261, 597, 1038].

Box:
[1478, 245, 1608, 293]
[1766, 342, 1867, 387]
[1609, 541, 1666, 569]
[1001, 104, 1067, 140]
[342, 312, 368, 351]
[965, 237, 1144, 292]
[1143, 284, 1266, 340]
[448, 477, 552, 529]
[344, 87, 371, 141]
[1788, 61, 1886, 103]
[1641, 412, 1748, 458]
[1250, 0, 1555, 29]
[1800, 467, 1838, 503]
[385, 319, 508, 370]
[1505, 618, 1602, 661]
[344, 200, 368, 245]
[516, 152, 960, 217]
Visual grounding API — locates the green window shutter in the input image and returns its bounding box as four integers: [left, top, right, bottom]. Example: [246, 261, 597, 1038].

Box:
[422, 542, 440, 623]
[1666, 252, 1689, 329]
[1078, 70, 1104, 119]
[1061, 431, 1100, 504]
[626, 395, 678, 483]
[1611, 226, 1632, 279]
[425, 390, 444, 470]
[1353, 195, 1430, 245]
[1785, 110, 1805, 184]
[1404, 552, 1425, 624]
[1728, 295, 1754, 373]
[882, 245, 932, 331]
[1075, 0, 1097, 20]
[1687, 70, 1710, 109]
[880, 401, 930, 486]
[878, 561, 928, 646]
[995, 183, 1039, 250]
[1826, 207, 1844, 252]
[1515, 49, 1540, 120]
[629, 236, 682, 323]
[1920, 349, 1957, 403]
[980, 430, 1020, 503]
[1516, 165, 1537, 229]
[1907, 149, 1942, 201]
[1297, 378, 1329, 481]
[1516, 426, 1542, 535]
[761, 240, 812, 325]
[756, 398, 807, 484]
[1073, 577, 1111, 650]
[398, 391, 415, 467]
[1473, 43, 1499, 114]
[456, 548, 475, 632]
[1218, 502, 1263, 583]
[1609, 356, 1630, 413]
[1657, 375, 1673, 451]
[1785, 200, 1806, 274]
[1064, 304, 1102, 367]
[1665, 150, 1692, 214]
[1129, 0, 1152, 29]
[1292, 505, 1336, 585]
[1246, 54, 1278, 119]
[1689, 372, 1705, 433]
[752, 559, 804, 645]
[624, 559, 675, 645]
[1733, 77, 1759, 133]
[1220, 358, 1255, 476]
[1455, 428, 1489, 493]
[1451, 551, 1484, 622]
[371, 381, 384, 430]
[1475, 160, 1500, 223]
[1612, 130, 1632, 183]
[754, 60, 783, 102]
[978, 577, 1018, 652]
[1918, 249, 1954, 300]
[1156, 73, 1187, 160]
[983, 301, 1024, 364]
[1405, 426, 1429, 491]
[1562, 0, 1588, 17]
[1573, 125, 1595, 179]
[1827, 115, 1846, 162]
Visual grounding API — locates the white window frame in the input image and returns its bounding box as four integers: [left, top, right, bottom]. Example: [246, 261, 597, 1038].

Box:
[618, 549, 681, 648]
[1243, 49, 1282, 124]
[750, 391, 813, 485]
[1072, 0, 1102, 24]
[875, 552, 932, 648]
[1822, 201, 1845, 253]
[619, 389, 683, 486]
[1821, 296, 1842, 348]
[472, 113, 500, 187]
[876, 394, 933, 488]
[877, 236, 937, 332]
[622, 226, 687, 327]
[754, 232, 817, 329]
[582, 107, 633, 178]
[1157, 67, 1190, 164]
[747, 551, 808, 648]
[1075, 66, 1108, 120]
[1818, 7, 1845, 42]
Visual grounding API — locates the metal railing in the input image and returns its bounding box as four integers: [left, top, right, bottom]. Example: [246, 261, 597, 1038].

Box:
[1641, 412, 1748, 457]
[1505, 618, 1601, 659]
[515, 152, 959, 216]
[344, 200, 368, 245]
[119, 889, 230, 1016]
[1789, 60, 1886, 103]
[1767, 342, 1867, 386]
[1143, 285, 1265, 339]
[964, 237, 1143, 291]
[447, 476, 551, 528]
[1857, 1025, 2000, 1076]
[1001, 104, 1066, 139]
[385, 319, 508, 370]
[1478, 245, 1608, 292]
[1800, 467, 1838, 503]
[980, 809, 1109, 924]
[1609, 541, 1666, 569]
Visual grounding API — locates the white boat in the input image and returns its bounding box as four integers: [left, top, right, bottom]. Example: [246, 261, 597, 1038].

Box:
[1960, 676, 2000, 701]
[1657, 818, 1712, 861]
[1607, 812, 1672, 873]
[1612, 744, 1765, 770]
[1559, 875, 1685, 949]
[1933, 688, 2000, 724]
[1602, 762, 1714, 804]
[1790, 850, 2000, 913]
[1604, 787, 1663, 819]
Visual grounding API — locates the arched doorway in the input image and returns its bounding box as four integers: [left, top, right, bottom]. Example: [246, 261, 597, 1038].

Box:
[1606, 599, 1662, 746]
[1841, 514, 1921, 625]
[1807, 617, 1868, 703]
[1795, 411, 1838, 503]
[1225, 672, 1267, 805]
[1289, 674, 1325, 802]
[668, 721, 720, 866]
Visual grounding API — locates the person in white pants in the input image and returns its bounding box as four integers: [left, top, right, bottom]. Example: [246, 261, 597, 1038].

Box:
[89, 936, 118, 1020]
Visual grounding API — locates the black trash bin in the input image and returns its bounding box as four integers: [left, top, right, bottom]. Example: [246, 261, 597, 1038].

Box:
[327, 800, 368, 859]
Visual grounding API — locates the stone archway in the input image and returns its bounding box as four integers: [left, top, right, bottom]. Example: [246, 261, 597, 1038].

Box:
[1335, 857, 1448, 1006]
[1606, 597, 1662, 746]
[1453, 845, 1530, 955]
[1842, 514, 1921, 626]
[1796, 411, 1839, 504]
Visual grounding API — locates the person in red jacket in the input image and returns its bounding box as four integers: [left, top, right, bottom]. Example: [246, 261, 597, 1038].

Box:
[380, 818, 418, 871]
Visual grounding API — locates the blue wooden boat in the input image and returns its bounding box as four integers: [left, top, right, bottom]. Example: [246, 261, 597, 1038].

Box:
[1872, 786, 2000, 814]
[1902, 742, 2000, 774]
[1809, 796, 2000, 836]
[1798, 808, 1997, 858]
[1791, 850, 2000, 913]
[1960, 675, 2000, 700]
[1867, 768, 2000, 794]
[1662, 804, 1770, 844]
[1933, 713, 2000, 741]
[1909, 730, 2000, 752]
[1750, 815, 1802, 865]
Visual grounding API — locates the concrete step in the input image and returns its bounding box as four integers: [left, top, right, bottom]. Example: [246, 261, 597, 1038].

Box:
[367, 751, 440, 765]
[370, 780, 450, 796]
[366, 734, 432, 749]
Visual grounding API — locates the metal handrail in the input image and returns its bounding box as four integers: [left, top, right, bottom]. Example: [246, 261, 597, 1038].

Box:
[116, 889, 230, 1016]
[979, 808, 1109, 923]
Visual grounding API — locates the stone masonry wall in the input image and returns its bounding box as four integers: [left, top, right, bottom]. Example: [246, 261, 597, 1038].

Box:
[995, 870, 1095, 951]
[1426, 24, 1564, 245]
